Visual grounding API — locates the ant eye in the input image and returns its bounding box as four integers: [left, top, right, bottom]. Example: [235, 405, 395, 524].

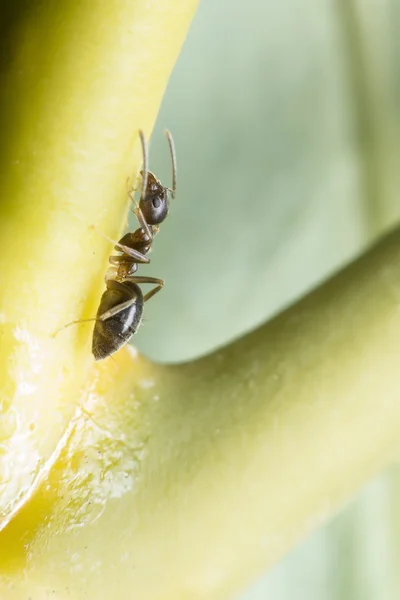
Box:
[152, 197, 161, 209]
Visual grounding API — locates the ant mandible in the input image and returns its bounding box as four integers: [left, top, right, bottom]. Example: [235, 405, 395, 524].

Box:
[64, 130, 177, 360]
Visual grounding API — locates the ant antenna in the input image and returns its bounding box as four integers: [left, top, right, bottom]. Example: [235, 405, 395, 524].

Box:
[138, 129, 149, 200]
[164, 129, 177, 199]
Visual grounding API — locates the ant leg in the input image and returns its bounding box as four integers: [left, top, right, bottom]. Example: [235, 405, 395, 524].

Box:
[126, 175, 140, 197]
[91, 226, 150, 263]
[113, 241, 149, 263]
[127, 184, 153, 241]
[131, 203, 153, 241]
[53, 280, 141, 337]
[52, 296, 137, 337]
[96, 297, 137, 321]
[96, 279, 141, 320]
[143, 284, 164, 302]
[127, 130, 153, 240]
[125, 276, 164, 302]
[52, 317, 99, 337]
[126, 185, 153, 241]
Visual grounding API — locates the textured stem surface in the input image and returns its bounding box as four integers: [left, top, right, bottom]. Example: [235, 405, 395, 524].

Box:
[3, 228, 400, 599]
[0, 0, 198, 530]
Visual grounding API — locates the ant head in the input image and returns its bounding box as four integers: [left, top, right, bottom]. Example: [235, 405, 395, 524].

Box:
[138, 129, 177, 227]
[139, 171, 170, 225]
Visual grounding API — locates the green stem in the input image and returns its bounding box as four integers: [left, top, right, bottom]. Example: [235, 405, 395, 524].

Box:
[4, 227, 400, 599]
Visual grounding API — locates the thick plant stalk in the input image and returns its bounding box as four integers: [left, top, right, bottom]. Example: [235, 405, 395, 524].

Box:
[2, 2, 400, 600]
[3, 228, 400, 599]
[0, 0, 198, 527]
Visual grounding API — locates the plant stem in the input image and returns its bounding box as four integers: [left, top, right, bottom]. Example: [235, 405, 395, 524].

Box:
[3, 228, 400, 599]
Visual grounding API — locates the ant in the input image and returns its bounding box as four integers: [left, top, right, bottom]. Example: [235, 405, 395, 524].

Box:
[62, 129, 177, 361]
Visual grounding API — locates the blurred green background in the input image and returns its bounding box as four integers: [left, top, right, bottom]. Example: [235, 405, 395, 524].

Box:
[134, 0, 400, 598]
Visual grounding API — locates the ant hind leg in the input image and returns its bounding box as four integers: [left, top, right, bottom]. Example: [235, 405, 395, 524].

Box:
[125, 276, 164, 302]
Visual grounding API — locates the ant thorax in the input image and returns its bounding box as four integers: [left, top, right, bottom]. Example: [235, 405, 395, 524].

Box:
[108, 225, 153, 281]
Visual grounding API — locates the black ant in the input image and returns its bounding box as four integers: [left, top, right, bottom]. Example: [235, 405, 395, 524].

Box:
[61, 130, 176, 360]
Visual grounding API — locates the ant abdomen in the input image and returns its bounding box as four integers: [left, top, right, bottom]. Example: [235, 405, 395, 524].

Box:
[92, 279, 144, 361]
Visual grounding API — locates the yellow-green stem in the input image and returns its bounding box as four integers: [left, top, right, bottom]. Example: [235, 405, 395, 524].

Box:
[3, 228, 400, 599]
[0, 0, 198, 528]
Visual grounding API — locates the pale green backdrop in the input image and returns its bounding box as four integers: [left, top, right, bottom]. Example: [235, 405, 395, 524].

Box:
[134, 0, 400, 598]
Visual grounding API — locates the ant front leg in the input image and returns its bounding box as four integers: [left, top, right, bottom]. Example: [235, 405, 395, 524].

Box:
[132, 202, 154, 241]
[112, 242, 150, 264]
[94, 227, 150, 264]
[126, 175, 141, 197]
[127, 177, 154, 241]
[126, 276, 164, 302]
